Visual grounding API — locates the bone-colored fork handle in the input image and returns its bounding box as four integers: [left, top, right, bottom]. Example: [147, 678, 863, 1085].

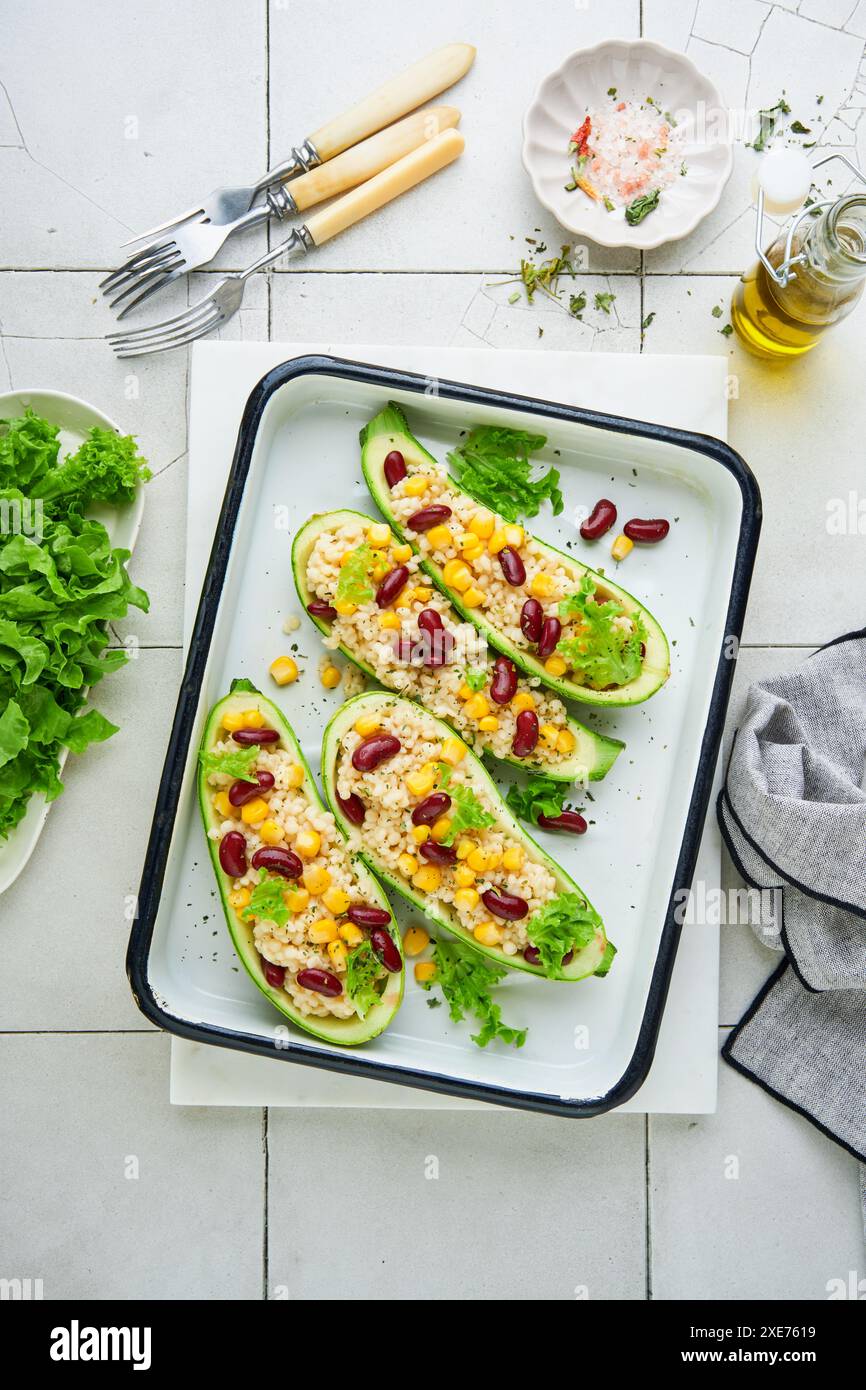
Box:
[290, 106, 460, 212]
[308, 43, 475, 162]
[305, 129, 464, 246]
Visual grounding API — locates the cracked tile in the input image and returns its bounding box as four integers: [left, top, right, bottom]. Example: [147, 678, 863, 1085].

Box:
[693, 0, 768, 55]
[848, 0, 866, 38]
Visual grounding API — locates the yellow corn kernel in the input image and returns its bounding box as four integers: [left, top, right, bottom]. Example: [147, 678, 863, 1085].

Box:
[370, 553, 389, 582]
[339, 922, 364, 946]
[540, 722, 560, 745]
[339, 550, 355, 567]
[557, 728, 576, 755]
[366, 522, 391, 547]
[462, 543, 485, 565]
[308, 918, 339, 944]
[286, 887, 310, 913]
[295, 828, 321, 860]
[454, 887, 481, 911]
[485, 849, 502, 871]
[487, 528, 508, 555]
[228, 887, 251, 910]
[286, 763, 305, 789]
[544, 654, 568, 678]
[406, 763, 436, 798]
[354, 714, 381, 738]
[269, 655, 298, 686]
[403, 926, 430, 957]
[241, 797, 269, 825]
[461, 587, 485, 608]
[503, 524, 524, 549]
[455, 837, 475, 861]
[221, 710, 244, 732]
[327, 939, 348, 968]
[502, 845, 524, 873]
[464, 693, 489, 720]
[457, 531, 479, 552]
[259, 819, 284, 846]
[412, 586, 432, 602]
[511, 691, 536, 714]
[393, 588, 412, 611]
[333, 600, 356, 617]
[426, 525, 452, 551]
[467, 847, 489, 873]
[478, 715, 499, 733]
[454, 864, 476, 888]
[320, 664, 342, 689]
[611, 533, 633, 562]
[469, 509, 495, 540]
[322, 885, 349, 915]
[213, 791, 232, 819]
[442, 559, 472, 592]
[391, 542, 413, 563]
[302, 864, 331, 895]
[411, 865, 442, 894]
[474, 921, 503, 947]
[398, 852, 419, 877]
[411, 824, 430, 845]
[241, 709, 264, 728]
[457, 683, 474, 701]
[403, 475, 430, 497]
[378, 611, 401, 631]
[431, 816, 452, 843]
[530, 572, 555, 598]
[414, 960, 437, 983]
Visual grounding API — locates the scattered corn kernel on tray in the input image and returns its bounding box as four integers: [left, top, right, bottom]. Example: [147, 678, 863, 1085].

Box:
[128, 357, 759, 1116]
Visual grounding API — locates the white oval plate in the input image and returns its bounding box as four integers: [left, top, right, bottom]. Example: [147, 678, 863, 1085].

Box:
[0, 388, 145, 896]
[522, 38, 733, 250]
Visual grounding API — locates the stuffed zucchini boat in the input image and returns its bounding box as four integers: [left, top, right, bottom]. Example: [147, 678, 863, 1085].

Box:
[292, 509, 622, 783]
[321, 690, 614, 982]
[360, 402, 670, 708]
[199, 680, 403, 1044]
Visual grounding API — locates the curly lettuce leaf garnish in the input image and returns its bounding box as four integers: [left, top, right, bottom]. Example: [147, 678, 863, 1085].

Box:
[241, 870, 291, 929]
[420, 939, 526, 1048]
[35, 428, 151, 512]
[447, 426, 562, 524]
[335, 542, 374, 607]
[0, 409, 61, 488]
[441, 784, 496, 845]
[556, 575, 646, 689]
[505, 774, 566, 826]
[199, 744, 259, 780]
[525, 892, 603, 979]
[345, 938, 383, 1019]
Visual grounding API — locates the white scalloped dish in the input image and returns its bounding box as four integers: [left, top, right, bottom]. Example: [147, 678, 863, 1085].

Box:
[522, 39, 733, 250]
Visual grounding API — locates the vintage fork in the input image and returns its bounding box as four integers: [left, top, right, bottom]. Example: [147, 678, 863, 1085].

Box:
[108, 129, 464, 358]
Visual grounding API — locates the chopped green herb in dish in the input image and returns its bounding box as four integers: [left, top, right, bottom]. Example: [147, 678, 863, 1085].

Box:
[441, 783, 495, 845]
[447, 426, 563, 523]
[625, 189, 661, 225]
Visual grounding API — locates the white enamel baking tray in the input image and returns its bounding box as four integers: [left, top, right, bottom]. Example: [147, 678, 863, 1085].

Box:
[128, 356, 760, 1116]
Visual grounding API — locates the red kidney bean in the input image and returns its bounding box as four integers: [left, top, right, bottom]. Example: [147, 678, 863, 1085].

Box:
[417, 608, 443, 635]
[537, 811, 588, 835]
[352, 733, 401, 771]
[336, 790, 366, 826]
[537, 616, 562, 661]
[423, 628, 454, 668]
[490, 655, 518, 705]
[406, 504, 452, 533]
[482, 888, 529, 921]
[393, 634, 416, 663]
[231, 727, 280, 746]
[370, 927, 402, 974]
[411, 791, 452, 825]
[228, 770, 275, 807]
[520, 597, 543, 644]
[347, 903, 392, 928]
[497, 545, 526, 586]
[523, 945, 541, 965]
[376, 564, 409, 608]
[512, 709, 539, 757]
[383, 449, 407, 488]
[561, 950, 574, 966]
[261, 958, 286, 988]
[219, 831, 247, 878]
[251, 846, 303, 879]
[419, 840, 457, 867]
[307, 600, 337, 622]
[623, 517, 670, 543]
[580, 498, 617, 540]
[296, 968, 343, 998]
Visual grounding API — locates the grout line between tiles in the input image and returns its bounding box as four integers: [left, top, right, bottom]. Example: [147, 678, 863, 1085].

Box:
[645, 1113, 653, 1300]
[262, 1106, 270, 1301]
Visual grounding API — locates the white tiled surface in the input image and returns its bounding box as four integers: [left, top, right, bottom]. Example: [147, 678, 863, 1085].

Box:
[1, 0, 863, 1300]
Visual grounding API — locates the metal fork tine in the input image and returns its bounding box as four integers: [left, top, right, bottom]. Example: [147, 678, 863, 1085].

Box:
[101, 244, 180, 298]
[111, 309, 221, 357]
[108, 254, 185, 312]
[113, 261, 190, 320]
[99, 239, 175, 291]
[107, 297, 218, 345]
[119, 206, 206, 248]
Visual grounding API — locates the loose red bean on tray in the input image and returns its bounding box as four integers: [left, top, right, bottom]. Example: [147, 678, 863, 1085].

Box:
[336, 790, 366, 826]
[347, 903, 392, 928]
[307, 600, 337, 622]
[352, 733, 401, 771]
[520, 597, 543, 644]
[623, 517, 670, 543]
[370, 927, 402, 974]
[580, 498, 617, 541]
[232, 727, 280, 746]
[512, 708, 539, 757]
[296, 968, 343, 998]
[498, 546, 526, 586]
[251, 846, 303, 879]
[406, 504, 452, 533]
[490, 655, 518, 705]
[411, 792, 451, 825]
[229, 770, 275, 807]
[384, 450, 407, 488]
[537, 811, 588, 835]
[419, 840, 457, 866]
[218, 830, 247, 878]
[482, 888, 529, 921]
[376, 564, 409, 608]
[261, 958, 286, 988]
[537, 616, 562, 661]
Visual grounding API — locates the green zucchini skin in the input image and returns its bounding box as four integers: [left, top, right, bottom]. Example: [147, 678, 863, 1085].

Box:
[199, 682, 403, 1045]
[291, 508, 623, 783]
[321, 690, 613, 983]
[359, 402, 670, 708]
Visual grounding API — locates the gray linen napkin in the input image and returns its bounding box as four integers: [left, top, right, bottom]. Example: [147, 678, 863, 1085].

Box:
[716, 629, 866, 1233]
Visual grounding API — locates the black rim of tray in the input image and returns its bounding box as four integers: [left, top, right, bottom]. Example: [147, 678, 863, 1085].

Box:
[126, 354, 762, 1117]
